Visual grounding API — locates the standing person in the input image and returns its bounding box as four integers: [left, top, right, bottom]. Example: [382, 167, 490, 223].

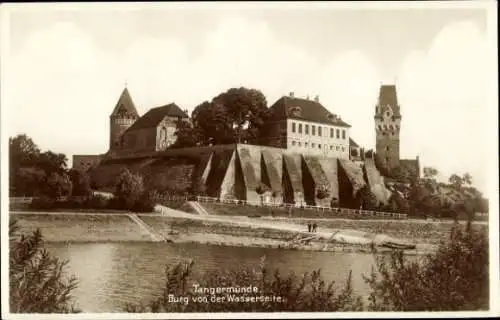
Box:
[313, 222, 317, 233]
[307, 223, 311, 233]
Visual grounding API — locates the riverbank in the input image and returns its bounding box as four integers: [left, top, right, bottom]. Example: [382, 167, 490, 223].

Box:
[10, 210, 454, 255]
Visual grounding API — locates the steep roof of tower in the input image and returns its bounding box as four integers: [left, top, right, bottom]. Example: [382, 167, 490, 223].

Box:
[110, 88, 139, 117]
[268, 96, 351, 127]
[378, 85, 398, 106]
[375, 85, 401, 118]
[126, 103, 188, 131]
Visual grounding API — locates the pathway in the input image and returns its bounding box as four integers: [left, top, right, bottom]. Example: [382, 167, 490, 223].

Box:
[154, 204, 415, 248]
[187, 201, 209, 215]
[127, 213, 165, 242]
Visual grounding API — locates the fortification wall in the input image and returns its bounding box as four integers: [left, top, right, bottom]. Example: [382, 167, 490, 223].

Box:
[364, 158, 392, 205]
[90, 143, 386, 207]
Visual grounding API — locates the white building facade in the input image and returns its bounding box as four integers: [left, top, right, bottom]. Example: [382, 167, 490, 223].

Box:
[286, 118, 350, 159]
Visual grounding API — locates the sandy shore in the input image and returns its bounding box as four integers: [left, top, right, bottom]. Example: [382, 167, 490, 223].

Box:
[10, 210, 445, 255]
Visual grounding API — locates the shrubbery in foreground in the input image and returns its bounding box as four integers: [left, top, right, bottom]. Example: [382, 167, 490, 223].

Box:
[124, 258, 363, 312]
[9, 219, 488, 313]
[9, 220, 79, 313]
[364, 222, 489, 311]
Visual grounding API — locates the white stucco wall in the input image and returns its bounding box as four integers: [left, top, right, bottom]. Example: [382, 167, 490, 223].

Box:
[285, 119, 350, 159]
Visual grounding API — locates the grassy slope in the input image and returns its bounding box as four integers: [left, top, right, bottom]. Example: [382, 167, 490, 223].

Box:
[12, 213, 152, 242]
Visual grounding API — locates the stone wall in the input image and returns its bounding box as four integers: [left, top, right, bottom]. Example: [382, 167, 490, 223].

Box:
[72, 155, 103, 172]
[364, 157, 392, 205]
[89, 143, 390, 207]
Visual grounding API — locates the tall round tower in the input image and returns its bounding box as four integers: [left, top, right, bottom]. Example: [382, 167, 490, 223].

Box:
[109, 87, 139, 150]
[374, 84, 401, 173]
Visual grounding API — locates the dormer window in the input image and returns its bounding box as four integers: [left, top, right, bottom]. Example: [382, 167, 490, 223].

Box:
[290, 106, 302, 117]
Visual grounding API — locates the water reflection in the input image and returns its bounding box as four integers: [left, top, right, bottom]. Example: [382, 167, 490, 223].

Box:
[47, 242, 377, 312]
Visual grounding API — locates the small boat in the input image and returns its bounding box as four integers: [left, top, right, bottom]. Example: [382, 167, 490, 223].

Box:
[380, 242, 416, 250]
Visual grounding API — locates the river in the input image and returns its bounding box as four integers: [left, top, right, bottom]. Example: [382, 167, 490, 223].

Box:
[46, 241, 385, 312]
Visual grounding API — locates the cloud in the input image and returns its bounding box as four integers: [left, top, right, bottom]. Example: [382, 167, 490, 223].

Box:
[5, 16, 493, 193]
[396, 20, 490, 191]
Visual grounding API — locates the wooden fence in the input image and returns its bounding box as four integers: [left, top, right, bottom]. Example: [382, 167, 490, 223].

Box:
[196, 196, 408, 220]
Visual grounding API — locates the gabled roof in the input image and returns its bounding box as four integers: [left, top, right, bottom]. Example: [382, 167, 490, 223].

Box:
[349, 138, 359, 148]
[268, 96, 351, 127]
[375, 85, 401, 118]
[126, 103, 188, 132]
[110, 88, 139, 117]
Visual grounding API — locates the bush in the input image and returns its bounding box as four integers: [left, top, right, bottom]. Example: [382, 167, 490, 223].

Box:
[84, 195, 109, 210]
[68, 169, 92, 197]
[124, 258, 363, 312]
[115, 169, 144, 210]
[363, 222, 489, 311]
[132, 190, 159, 213]
[9, 220, 79, 313]
[29, 196, 56, 210]
[44, 172, 73, 199]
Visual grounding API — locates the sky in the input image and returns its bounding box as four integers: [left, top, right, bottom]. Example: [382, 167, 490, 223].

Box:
[1, 2, 497, 194]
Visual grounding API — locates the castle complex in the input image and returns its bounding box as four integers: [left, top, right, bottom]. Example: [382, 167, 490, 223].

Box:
[75, 84, 419, 208]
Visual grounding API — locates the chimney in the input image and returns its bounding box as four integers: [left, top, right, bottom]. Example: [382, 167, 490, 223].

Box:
[289, 92, 294, 97]
[314, 95, 319, 102]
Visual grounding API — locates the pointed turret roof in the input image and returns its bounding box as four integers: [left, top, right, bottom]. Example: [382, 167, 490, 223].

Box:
[110, 87, 139, 117]
[375, 84, 401, 118]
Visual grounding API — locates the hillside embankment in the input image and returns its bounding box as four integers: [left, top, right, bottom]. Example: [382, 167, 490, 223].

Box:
[10, 206, 486, 255]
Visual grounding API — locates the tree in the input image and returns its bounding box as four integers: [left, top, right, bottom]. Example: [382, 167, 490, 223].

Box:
[190, 87, 269, 145]
[68, 169, 92, 197]
[115, 169, 145, 210]
[358, 186, 378, 211]
[423, 167, 438, 180]
[364, 224, 488, 311]
[449, 174, 463, 190]
[12, 167, 45, 197]
[462, 173, 472, 186]
[9, 134, 41, 168]
[171, 119, 202, 149]
[255, 182, 270, 206]
[213, 87, 269, 143]
[9, 220, 79, 313]
[191, 100, 231, 145]
[37, 151, 68, 175]
[316, 184, 330, 200]
[44, 172, 73, 199]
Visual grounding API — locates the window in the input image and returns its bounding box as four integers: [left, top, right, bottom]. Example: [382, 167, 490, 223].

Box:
[330, 128, 334, 138]
[305, 124, 309, 134]
[336, 129, 340, 138]
[318, 144, 321, 149]
[312, 125, 316, 136]
[342, 130, 346, 139]
[312, 143, 316, 148]
[298, 123, 302, 134]
[292, 122, 296, 133]
[298, 142, 301, 146]
[336, 146, 340, 151]
[386, 111, 390, 117]
[386, 146, 390, 151]
[342, 147, 345, 152]
[292, 140, 296, 146]
[330, 145, 333, 150]
[318, 126, 322, 136]
[305, 142, 308, 147]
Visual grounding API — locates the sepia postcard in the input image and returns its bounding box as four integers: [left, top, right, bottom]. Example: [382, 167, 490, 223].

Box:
[1, 1, 499, 319]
